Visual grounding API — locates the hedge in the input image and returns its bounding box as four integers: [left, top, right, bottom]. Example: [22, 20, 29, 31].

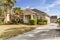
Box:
[38, 19, 48, 25]
[29, 19, 37, 25]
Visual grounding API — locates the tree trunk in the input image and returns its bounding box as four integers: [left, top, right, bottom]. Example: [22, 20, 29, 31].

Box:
[4, 8, 10, 23]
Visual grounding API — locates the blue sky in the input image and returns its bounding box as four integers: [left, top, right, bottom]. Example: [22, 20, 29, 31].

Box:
[14, 0, 60, 18]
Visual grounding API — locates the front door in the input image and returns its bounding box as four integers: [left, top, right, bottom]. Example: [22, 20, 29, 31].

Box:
[25, 15, 31, 23]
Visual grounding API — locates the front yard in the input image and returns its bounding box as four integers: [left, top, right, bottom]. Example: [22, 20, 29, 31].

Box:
[0, 16, 48, 40]
[0, 25, 40, 40]
[0, 23, 58, 40]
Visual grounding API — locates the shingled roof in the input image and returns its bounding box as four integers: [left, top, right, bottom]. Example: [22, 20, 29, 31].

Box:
[22, 8, 50, 17]
[31, 9, 50, 17]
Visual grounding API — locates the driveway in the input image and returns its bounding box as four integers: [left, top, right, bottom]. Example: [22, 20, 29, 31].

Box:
[7, 23, 60, 40]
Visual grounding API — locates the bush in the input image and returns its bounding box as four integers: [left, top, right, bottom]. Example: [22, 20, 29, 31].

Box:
[58, 20, 60, 26]
[38, 22, 44, 25]
[38, 19, 48, 25]
[43, 20, 48, 25]
[44, 22, 47, 25]
[4, 21, 13, 25]
[29, 19, 37, 25]
[0, 21, 4, 25]
[37, 19, 42, 23]
[10, 19, 17, 24]
[18, 19, 24, 24]
[5, 19, 24, 25]
[37, 18, 42, 22]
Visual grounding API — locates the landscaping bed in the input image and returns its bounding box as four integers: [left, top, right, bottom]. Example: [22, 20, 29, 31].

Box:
[0, 26, 37, 39]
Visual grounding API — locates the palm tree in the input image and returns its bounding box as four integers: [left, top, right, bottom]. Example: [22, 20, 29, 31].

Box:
[0, 8, 3, 16]
[2, 0, 16, 23]
[0, 0, 3, 16]
[13, 7, 22, 14]
[13, 7, 22, 23]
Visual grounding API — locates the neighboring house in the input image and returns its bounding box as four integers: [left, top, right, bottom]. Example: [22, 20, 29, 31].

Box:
[50, 16, 57, 23]
[20, 8, 50, 24]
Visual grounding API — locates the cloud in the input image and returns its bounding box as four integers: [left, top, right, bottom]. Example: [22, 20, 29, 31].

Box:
[21, 6, 30, 9]
[26, 6, 30, 8]
[47, 0, 60, 8]
[45, 0, 60, 12]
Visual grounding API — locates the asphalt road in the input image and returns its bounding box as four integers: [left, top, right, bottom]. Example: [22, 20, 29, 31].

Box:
[7, 23, 60, 40]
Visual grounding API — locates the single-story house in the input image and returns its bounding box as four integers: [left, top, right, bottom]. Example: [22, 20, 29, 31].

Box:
[20, 8, 50, 24]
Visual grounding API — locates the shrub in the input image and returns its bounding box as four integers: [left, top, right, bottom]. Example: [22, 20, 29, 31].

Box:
[37, 19, 42, 23]
[0, 21, 4, 25]
[4, 21, 13, 25]
[37, 19, 42, 22]
[44, 22, 47, 25]
[29, 19, 37, 25]
[38, 19, 48, 25]
[43, 20, 48, 25]
[38, 22, 44, 25]
[6, 19, 23, 25]
[18, 19, 24, 24]
[58, 19, 60, 26]
[10, 19, 17, 24]
[37, 17, 43, 24]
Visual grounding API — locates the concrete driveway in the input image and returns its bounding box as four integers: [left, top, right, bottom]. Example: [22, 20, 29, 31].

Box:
[7, 23, 60, 40]
[36, 23, 58, 29]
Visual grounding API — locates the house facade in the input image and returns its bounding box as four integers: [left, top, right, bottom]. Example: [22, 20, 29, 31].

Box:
[50, 16, 57, 23]
[20, 8, 50, 24]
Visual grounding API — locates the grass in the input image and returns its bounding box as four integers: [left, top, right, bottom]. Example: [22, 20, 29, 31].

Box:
[0, 27, 36, 39]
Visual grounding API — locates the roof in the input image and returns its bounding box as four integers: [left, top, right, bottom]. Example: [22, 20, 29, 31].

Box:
[31, 9, 50, 17]
[22, 8, 50, 17]
[50, 16, 57, 18]
[22, 8, 37, 15]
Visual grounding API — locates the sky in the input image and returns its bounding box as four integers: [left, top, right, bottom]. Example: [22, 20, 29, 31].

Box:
[14, 0, 60, 18]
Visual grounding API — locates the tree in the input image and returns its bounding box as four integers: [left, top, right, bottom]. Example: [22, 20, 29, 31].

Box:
[0, 0, 3, 16]
[0, 8, 2, 16]
[13, 7, 22, 14]
[0, 0, 2, 7]
[1, 0, 16, 23]
[13, 7, 22, 23]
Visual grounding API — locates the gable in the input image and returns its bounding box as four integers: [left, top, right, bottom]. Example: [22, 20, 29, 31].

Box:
[31, 9, 50, 17]
[23, 8, 36, 15]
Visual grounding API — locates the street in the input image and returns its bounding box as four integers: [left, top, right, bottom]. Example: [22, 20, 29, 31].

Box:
[7, 23, 60, 40]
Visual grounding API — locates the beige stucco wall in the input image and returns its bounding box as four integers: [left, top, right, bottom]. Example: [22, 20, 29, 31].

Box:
[45, 16, 50, 23]
[23, 10, 37, 23]
[23, 14, 37, 24]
